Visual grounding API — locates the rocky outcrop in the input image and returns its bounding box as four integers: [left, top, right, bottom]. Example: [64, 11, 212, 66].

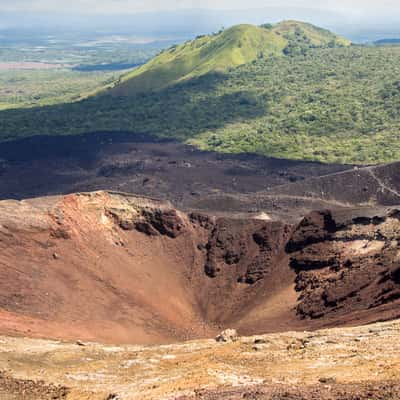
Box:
[1, 190, 400, 344]
[215, 328, 238, 342]
[0, 191, 297, 343]
[104, 193, 186, 237]
[203, 219, 290, 284]
[287, 209, 400, 321]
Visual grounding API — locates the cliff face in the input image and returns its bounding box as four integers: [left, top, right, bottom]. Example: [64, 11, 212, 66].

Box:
[287, 209, 400, 323]
[0, 191, 400, 344]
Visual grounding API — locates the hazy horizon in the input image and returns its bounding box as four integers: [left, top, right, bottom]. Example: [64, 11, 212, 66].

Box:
[1, 0, 399, 16]
[1, 2, 400, 42]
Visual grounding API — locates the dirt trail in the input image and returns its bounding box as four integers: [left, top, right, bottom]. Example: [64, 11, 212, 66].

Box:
[367, 167, 400, 199]
[271, 162, 400, 207]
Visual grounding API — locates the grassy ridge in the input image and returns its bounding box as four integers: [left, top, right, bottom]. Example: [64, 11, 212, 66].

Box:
[110, 25, 286, 95]
[271, 20, 350, 47]
[110, 21, 349, 95]
[3, 22, 400, 165]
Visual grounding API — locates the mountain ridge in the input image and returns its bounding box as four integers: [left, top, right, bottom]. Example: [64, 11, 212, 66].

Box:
[110, 20, 350, 95]
[3, 22, 400, 165]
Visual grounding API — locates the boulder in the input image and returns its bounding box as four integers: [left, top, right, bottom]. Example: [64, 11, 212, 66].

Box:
[215, 329, 238, 343]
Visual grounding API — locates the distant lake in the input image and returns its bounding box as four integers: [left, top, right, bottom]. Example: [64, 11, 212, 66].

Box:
[374, 38, 400, 45]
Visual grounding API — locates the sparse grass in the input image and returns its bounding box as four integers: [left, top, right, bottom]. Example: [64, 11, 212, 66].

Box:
[111, 21, 349, 95]
[0, 69, 120, 109]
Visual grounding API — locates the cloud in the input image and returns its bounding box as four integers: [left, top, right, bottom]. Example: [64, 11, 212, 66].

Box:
[1, 0, 400, 15]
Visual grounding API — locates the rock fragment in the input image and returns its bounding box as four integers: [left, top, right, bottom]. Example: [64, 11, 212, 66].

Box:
[215, 329, 238, 343]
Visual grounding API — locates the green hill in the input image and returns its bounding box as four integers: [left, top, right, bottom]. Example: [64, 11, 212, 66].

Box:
[110, 21, 350, 95]
[271, 20, 350, 47]
[4, 22, 400, 165]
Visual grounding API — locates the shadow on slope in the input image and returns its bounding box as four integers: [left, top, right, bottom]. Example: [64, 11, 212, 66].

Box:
[0, 72, 266, 143]
[268, 162, 400, 206]
[0, 131, 351, 214]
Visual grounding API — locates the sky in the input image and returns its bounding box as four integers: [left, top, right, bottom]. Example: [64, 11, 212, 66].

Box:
[1, 0, 399, 42]
[0, 0, 398, 16]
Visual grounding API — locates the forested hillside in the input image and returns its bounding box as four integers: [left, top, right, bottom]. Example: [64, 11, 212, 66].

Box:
[1, 23, 400, 164]
[110, 21, 350, 95]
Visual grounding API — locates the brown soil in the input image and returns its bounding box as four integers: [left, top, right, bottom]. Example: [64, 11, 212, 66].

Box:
[0, 371, 68, 400]
[0, 133, 351, 221]
[177, 382, 400, 399]
[271, 162, 400, 206]
[0, 319, 399, 399]
[1, 135, 400, 398]
[1, 190, 400, 344]
[1, 134, 399, 222]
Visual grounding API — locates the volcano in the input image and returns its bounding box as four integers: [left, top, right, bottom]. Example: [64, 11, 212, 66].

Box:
[0, 190, 399, 345]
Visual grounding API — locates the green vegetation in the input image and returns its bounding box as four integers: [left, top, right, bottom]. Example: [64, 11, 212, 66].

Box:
[0, 33, 168, 109]
[0, 69, 119, 110]
[1, 22, 400, 165]
[0, 36, 165, 67]
[272, 20, 350, 47]
[111, 21, 349, 95]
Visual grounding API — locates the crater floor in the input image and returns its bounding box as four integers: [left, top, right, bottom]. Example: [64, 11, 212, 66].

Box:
[0, 319, 399, 399]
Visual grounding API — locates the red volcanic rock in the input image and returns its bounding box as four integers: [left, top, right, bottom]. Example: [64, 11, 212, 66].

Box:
[0, 191, 400, 344]
[288, 208, 400, 322]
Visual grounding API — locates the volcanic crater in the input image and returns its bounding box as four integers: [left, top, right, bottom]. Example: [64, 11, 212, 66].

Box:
[1, 190, 400, 345]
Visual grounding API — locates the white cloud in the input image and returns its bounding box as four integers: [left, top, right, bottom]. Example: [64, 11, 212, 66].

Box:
[1, 0, 399, 19]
